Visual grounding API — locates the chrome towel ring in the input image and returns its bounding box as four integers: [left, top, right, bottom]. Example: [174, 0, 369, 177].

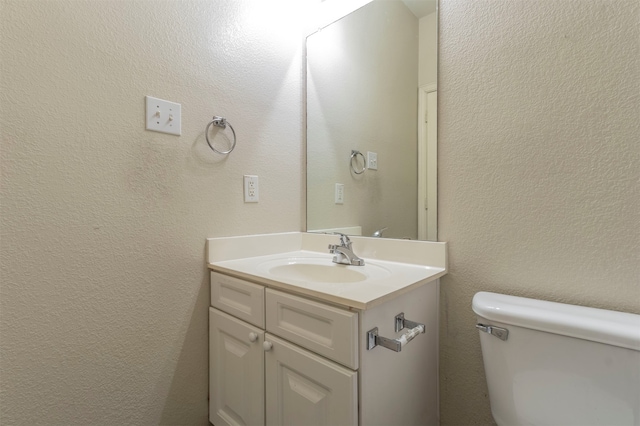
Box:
[350, 150, 366, 174]
[205, 116, 236, 155]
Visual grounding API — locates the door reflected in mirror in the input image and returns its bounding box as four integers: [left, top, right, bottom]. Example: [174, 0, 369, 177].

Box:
[306, 0, 437, 241]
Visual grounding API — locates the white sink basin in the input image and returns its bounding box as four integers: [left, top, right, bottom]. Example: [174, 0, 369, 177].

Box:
[257, 257, 391, 283]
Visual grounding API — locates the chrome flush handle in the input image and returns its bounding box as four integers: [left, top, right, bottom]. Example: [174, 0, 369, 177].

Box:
[476, 323, 509, 341]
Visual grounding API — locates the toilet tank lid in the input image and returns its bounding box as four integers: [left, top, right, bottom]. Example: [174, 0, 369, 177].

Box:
[472, 292, 640, 351]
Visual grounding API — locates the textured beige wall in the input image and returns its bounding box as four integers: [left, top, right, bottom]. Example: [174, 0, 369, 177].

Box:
[3, 0, 639, 424]
[438, 0, 640, 424]
[0, 0, 303, 424]
[307, 0, 419, 239]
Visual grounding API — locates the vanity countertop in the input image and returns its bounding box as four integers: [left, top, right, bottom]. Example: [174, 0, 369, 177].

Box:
[206, 232, 447, 310]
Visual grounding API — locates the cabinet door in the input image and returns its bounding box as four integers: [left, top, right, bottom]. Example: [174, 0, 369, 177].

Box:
[209, 308, 264, 426]
[265, 334, 357, 426]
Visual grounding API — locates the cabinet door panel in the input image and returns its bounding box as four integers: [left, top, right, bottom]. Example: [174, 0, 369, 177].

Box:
[210, 308, 264, 426]
[266, 289, 358, 369]
[211, 272, 265, 328]
[265, 334, 357, 426]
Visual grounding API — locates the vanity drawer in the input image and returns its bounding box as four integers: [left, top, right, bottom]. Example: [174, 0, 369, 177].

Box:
[265, 289, 359, 369]
[210, 272, 265, 328]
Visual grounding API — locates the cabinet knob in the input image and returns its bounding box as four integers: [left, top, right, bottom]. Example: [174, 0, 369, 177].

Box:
[248, 332, 258, 342]
[263, 341, 273, 351]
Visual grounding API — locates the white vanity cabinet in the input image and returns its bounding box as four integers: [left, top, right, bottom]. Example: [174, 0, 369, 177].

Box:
[209, 269, 440, 426]
[209, 272, 359, 426]
[207, 232, 446, 426]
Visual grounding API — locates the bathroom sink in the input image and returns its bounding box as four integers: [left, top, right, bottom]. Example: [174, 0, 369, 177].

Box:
[257, 257, 391, 283]
[207, 233, 448, 309]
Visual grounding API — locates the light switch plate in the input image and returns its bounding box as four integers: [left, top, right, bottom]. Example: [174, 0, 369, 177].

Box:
[146, 96, 181, 135]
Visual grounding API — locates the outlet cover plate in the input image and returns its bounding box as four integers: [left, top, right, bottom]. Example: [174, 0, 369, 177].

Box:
[367, 151, 378, 170]
[335, 183, 344, 204]
[146, 96, 181, 136]
[244, 175, 259, 202]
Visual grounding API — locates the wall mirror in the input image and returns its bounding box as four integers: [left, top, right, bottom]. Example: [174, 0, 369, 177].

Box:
[306, 0, 438, 241]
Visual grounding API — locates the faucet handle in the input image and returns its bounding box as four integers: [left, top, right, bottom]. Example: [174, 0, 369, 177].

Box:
[333, 232, 351, 247]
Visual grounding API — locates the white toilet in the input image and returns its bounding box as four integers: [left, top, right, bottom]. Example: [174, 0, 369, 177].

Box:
[473, 291, 640, 425]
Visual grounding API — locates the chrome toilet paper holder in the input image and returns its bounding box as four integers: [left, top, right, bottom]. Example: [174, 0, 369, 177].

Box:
[366, 313, 425, 352]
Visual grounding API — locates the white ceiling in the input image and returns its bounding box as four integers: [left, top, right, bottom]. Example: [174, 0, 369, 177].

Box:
[402, 0, 437, 18]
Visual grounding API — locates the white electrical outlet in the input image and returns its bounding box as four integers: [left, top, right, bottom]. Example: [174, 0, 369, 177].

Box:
[367, 151, 378, 170]
[244, 175, 259, 202]
[335, 183, 344, 204]
[145, 96, 181, 135]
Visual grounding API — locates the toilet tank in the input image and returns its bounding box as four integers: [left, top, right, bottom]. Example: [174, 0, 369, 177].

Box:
[472, 292, 640, 426]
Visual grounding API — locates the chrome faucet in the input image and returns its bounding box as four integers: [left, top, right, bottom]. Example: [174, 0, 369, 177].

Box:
[371, 227, 388, 238]
[328, 233, 365, 266]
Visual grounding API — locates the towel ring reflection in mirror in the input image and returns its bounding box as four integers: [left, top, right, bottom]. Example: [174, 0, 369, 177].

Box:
[350, 150, 366, 174]
[205, 116, 237, 155]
